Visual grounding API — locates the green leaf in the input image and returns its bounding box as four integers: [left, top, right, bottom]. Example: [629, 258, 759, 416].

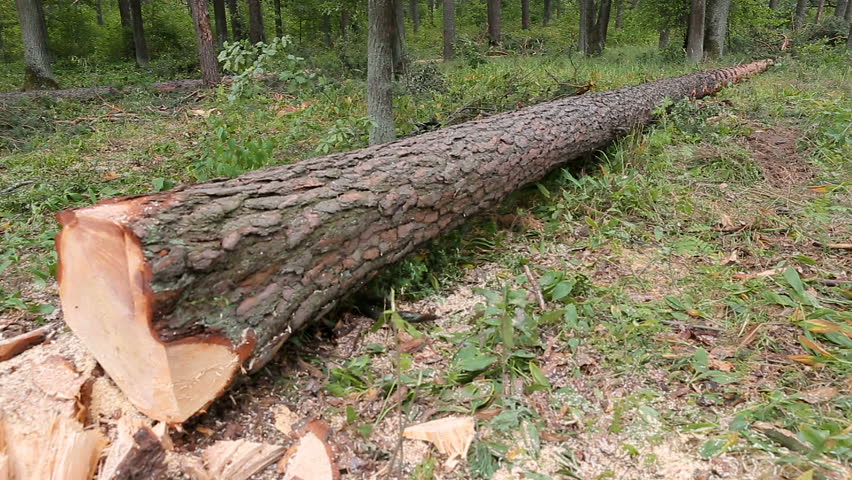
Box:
[784, 267, 805, 297]
[551, 280, 575, 301]
[699, 438, 725, 459]
[528, 361, 552, 391]
[28, 303, 55, 315]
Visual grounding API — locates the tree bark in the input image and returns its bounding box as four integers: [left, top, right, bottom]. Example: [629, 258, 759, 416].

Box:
[129, 0, 149, 66]
[118, 0, 131, 27]
[443, 0, 455, 60]
[368, 0, 395, 145]
[227, 0, 245, 40]
[15, 0, 58, 90]
[846, 0, 852, 21]
[272, 0, 283, 37]
[815, 0, 825, 21]
[703, 0, 730, 60]
[686, 0, 705, 63]
[836, 0, 848, 18]
[55, 60, 773, 424]
[428, 0, 435, 24]
[96, 0, 104, 25]
[768, 0, 778, 10]
[247, 0, 266, 43]
[544, 0, 553, 25]
[658, 28, 670, 48]
[521, 0, 530, 29]
[392, 0, 406, 75]
[615, 0, 624, 29]
[410, 0, 420, 33]
[322, 14, 332, 47]
[794, 0, 808, 30]
[579, 0, 592, 53]
[585, 0, 612, 56]
[848, 17, 852, 50]
[487, 0, 501, 45]
[212, 0, 229, 46]
[189, 0, 222, 86]
[340, 3, 351, 41]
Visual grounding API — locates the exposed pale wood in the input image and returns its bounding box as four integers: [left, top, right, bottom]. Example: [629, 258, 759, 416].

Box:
[5, 415, 106, 480]
[278, 420, 339, 480]
[56, 61, 773, 424]
[203, 439, 285, 480]
[0, 326, 50, 362]
[403, 416, 475, 468]
[99, 417, 166, 479]
[0, 417, 9, 480]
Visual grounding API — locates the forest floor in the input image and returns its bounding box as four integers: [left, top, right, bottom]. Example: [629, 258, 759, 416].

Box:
[1, 48, 850, 479]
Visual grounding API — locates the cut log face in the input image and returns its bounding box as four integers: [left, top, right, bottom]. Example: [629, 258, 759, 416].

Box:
[202, 439, 285, 480]
[278, 420, 338, 480]
[99, 417, 167, 480]
[56, 61, 773, 424]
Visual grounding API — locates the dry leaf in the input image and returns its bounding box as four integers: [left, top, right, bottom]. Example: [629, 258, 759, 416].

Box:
[732, 268, 782, 281]
[825, 243, 852, 250]
[187, 109, 217, 118]
[787, 354, 823, 367]
[800, 387, 838, 405]
[738, 325, 762, 348]
[804, 319, 851, 337]
[807, 184, 833, 193]
[195, 426, 214, 436]
[720, 249, 739, 266]
[799, 335, 834, 357]
[403, 416, 475, 469]
[102, 171, 120, 181]
[400, 337, 427, 354]
[709, 359, 734, 372]
[273, 405, 299, 437]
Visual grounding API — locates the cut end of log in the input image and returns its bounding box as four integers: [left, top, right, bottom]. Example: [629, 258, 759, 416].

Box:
[56, 207, 246, 424]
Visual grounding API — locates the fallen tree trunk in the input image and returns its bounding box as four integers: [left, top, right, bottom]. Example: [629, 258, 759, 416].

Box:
[56, 60, 772, 423]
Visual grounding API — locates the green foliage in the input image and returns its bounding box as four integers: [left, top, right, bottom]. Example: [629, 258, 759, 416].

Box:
[315, 116, 373, 154]
[190, 118, 276, 180]
[218, 36, 314, 102]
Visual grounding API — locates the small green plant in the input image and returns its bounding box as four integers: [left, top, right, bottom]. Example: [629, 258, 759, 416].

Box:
[315, 116, 374, 155]
[218, 36, 314, 101]
[190, 119, 276, 180]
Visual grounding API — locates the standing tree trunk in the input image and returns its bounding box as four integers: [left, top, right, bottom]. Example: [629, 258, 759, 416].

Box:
[846, 0, 852, 21]
[836, 0, 848, 18]
[521, 0, 530, 29]
[410, 0, 420, 33]
[15, 0, 58, 90]
[794, 0, 808, 30]
[615, 0, 625, 29]
[322, 14, 332, 46]
[579, 0, 592, 53]
[703, 0, 731, 60]
[584, 0, 612, 56]
[340, 3, 351, 41]
[847, 17, 852, 50]
[118, 0, 131, 27]
[247, 0, 266, 43]
[768, 0, 778, 10]
[188, 0, 222, 86]
[227, 0, 245, 40]
[129, 0, 149, 66]
[487, 0, 501, 45]
[658, 28, 670, 48]
[54, 61, 773, 424]
[544, 0, 553, 25]
[212, 0, 228, 46]
[95, 0, 104, 25]
[815, 0, 825, 21]
[368, 0, 395, 145]
[443, 0, 455, 60]
[428, 0, 435, 24]
[272, 0, 283, 37]
[392, 0, 406, 75]
[686, 0, 705, 63]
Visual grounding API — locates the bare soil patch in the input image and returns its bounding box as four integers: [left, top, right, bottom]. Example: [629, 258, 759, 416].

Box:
[745, 127, 816, 188]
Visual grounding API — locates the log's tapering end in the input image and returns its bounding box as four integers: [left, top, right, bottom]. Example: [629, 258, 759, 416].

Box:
[56, 207, 242, 424]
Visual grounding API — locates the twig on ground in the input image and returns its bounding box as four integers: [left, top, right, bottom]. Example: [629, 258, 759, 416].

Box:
[523, 264, 547, 310]
[0, 181, 35, 195]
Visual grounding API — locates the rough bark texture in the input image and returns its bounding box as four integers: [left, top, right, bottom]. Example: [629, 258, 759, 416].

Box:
[247, 0, 266, 43]
[522, 0, 530, 29]
[393, 0, 406, 75]
[443, 0, 455, 60]
[213, 0, 229, 46]
[615, 0, 625, 29]
[704, 0, 731, 60]
[836, 0, 848, 18]
[815, 0, 825, 21]
[118, 0, 131, 27]
[768, 0, 778, 10]
[273, 0, 283, 37]
[189, 0, 222, 87]
[55, 61, 772, 423]
[15, 0, 58, 90]
[686, 0, 705, 63]
[129, 0, 149, 66]
[368, 0, 396, 144]
[583, 0, 612, 56]
[487, 0, 501, 45]
[544, 0, 553, 25]
[227, 0, 245, 40]
[794, 0, 808, 30]
[579, 0, 592, 53]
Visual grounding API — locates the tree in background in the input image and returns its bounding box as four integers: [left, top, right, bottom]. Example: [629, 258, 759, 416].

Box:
[522, 0, 531, 30]
[212, 0, 228, 47]
[227, 0, 245, 40]
[368, 0, 395, 144]
[769, 0, 778, 10]
[128, 0, 149, 66]
[544, 0, 553, 25]
[247, 0, 266, 43]
[487, 0, 501, 45]
[580, 0, 613, 56]
[188, 0, 221, 86]
[686, 0, 705, 63]
[410, 0, 420, 33]
[272, 0, 283, 37]
[794, 0, 808, 30]
[703, 0, 731, 60]
[15, 0, 57, 90]
[443, 0, 455, 60]
[836, 0, 849, 18]
[393, 0, 405, 74]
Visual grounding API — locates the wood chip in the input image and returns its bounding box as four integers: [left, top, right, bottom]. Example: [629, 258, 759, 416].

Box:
[0, 326, 50, 362]
[403, 416, 475, 469]
[273, 404, 299, 437]
[278, 420, 339, 480]
[4, 415, 106, 480]
[99, 417, 166, 480]
[800, 386, 838, 405]
[203, 439, 285, 480]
